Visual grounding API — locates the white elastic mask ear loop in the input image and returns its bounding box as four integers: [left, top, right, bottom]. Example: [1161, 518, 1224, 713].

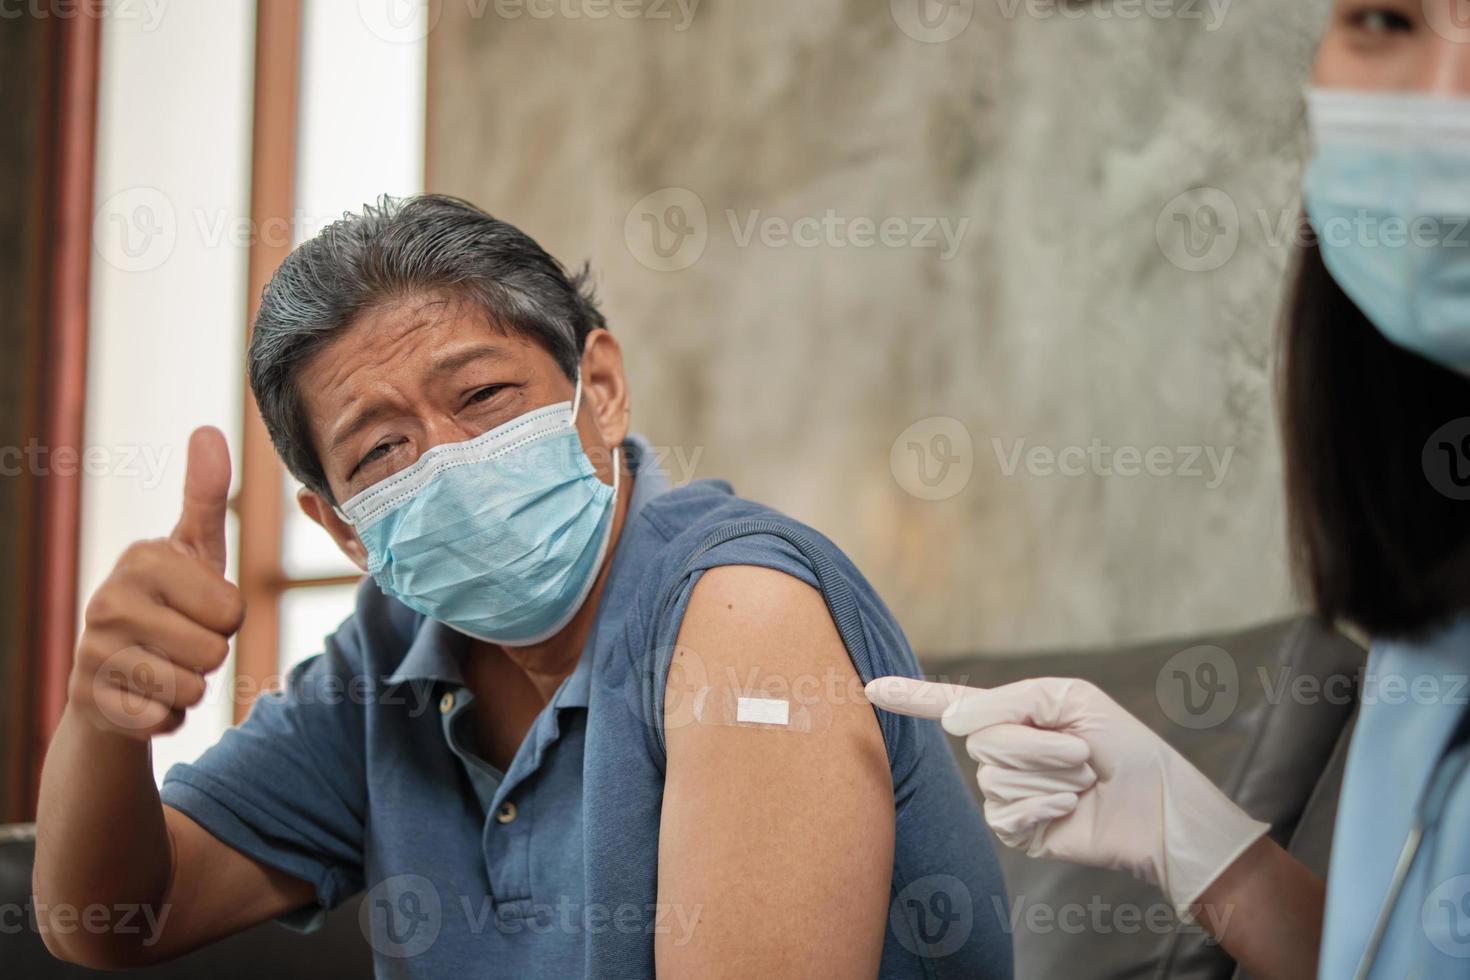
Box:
[569, 369, 621, 495]
[570, 370, 585, 425]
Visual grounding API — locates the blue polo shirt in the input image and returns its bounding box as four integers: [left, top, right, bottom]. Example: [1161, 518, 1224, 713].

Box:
[160, 436, 1012, 979]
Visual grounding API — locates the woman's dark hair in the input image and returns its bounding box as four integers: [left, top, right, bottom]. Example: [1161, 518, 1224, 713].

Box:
[1281, 223, 1470, 639]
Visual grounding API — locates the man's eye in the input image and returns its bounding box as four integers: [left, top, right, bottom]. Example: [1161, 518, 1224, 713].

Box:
[1350, 7, 1413, 33]
[353, 440, 399, 476]
[466, 385, 506, 407]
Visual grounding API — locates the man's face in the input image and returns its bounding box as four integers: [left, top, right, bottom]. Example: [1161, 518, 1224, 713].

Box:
[293, 292, 627, 570]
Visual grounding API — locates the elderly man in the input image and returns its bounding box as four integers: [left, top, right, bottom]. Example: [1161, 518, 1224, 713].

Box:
[33, 195, 1010, 978]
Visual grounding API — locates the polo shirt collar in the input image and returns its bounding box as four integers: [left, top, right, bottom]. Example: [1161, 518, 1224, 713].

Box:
[387, 617, 467, 687]
[385, 433, 673, 691]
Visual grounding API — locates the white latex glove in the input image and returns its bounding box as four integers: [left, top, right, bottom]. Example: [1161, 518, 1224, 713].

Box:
[866, 675, 1270, 914]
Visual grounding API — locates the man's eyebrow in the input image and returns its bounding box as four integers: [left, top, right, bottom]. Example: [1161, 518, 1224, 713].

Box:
[426, 342, 511, 379]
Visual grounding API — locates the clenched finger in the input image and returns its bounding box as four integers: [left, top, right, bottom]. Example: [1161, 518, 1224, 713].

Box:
[984, 791, 1079, 851]
[91, 644, 206, 714]
[976, 762, 1097, 804]
[124, 602, 232, 673]
[965, 723, 1090, 769]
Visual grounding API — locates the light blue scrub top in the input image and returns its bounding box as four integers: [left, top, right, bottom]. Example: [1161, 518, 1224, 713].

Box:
[1319, 618, 1470, 978]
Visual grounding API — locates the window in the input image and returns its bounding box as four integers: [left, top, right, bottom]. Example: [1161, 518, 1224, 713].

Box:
[231, 0, 426, 721]
[80, 0, 426, 781]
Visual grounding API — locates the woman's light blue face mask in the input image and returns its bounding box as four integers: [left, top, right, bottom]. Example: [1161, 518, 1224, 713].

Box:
[335, 374, 619, 646]
[1302, 87, 1470, 376]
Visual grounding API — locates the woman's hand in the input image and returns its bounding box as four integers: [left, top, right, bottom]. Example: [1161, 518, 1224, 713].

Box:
[865, 675, 1270, 913]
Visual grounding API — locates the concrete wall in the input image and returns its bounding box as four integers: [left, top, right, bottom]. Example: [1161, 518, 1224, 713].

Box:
[426, 0, 1331, 655]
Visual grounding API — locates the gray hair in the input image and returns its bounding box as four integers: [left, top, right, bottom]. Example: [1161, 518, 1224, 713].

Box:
[248, 194, 607, 502]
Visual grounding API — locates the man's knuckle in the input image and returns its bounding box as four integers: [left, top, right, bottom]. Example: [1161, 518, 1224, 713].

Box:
[120, 539, 163, 573]
[205, 634, 230, 667]
[176, 671, 206, 707]
[75, 634, 108, 670]
[220, 586, 246, 629]
[83, 589, 120, 628]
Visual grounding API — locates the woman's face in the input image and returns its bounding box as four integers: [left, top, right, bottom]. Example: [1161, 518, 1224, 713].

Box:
[1315, 0, 1470, 93]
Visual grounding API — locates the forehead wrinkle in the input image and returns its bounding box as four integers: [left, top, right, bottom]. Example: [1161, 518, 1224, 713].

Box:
[425, 341, 515, 380]
[312, 296, 459, 396]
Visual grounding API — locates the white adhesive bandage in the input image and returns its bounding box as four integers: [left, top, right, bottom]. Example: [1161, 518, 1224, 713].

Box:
[691, 687, 833, 733]
[736, 696, 789, 726]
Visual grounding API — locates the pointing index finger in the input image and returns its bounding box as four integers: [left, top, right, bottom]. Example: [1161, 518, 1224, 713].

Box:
[865, 676, 979, 720]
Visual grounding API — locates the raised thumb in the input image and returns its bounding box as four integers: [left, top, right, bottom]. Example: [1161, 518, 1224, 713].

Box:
[169, 426, 232, 574]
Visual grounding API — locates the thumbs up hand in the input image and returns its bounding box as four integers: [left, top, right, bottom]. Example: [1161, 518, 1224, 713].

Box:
[70, 427, 246, 740]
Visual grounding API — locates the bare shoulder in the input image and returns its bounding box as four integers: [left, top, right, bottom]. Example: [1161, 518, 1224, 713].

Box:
[656, 563, 894, 978]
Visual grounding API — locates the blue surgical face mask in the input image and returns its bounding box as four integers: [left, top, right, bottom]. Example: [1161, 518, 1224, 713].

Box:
[336, 374, 620, 646]
[1302, 87, 1470, 377]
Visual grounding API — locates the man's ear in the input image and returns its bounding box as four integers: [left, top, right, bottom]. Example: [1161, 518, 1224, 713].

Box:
[579, 328, 630, 450]
[297, 486, 370, 572]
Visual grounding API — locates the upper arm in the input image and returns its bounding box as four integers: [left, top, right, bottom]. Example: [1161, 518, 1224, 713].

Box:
[148, 805, 317, 958]
[656, 564, 894, 980]
[154, 644, 369, 944]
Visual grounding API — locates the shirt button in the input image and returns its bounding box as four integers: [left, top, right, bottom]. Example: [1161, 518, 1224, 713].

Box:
[496, 801, 518, 825]
[439, 692, 455, 715]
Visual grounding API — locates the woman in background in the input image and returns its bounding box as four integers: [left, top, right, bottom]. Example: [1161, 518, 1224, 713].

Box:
[871, 1, 1470, 977]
